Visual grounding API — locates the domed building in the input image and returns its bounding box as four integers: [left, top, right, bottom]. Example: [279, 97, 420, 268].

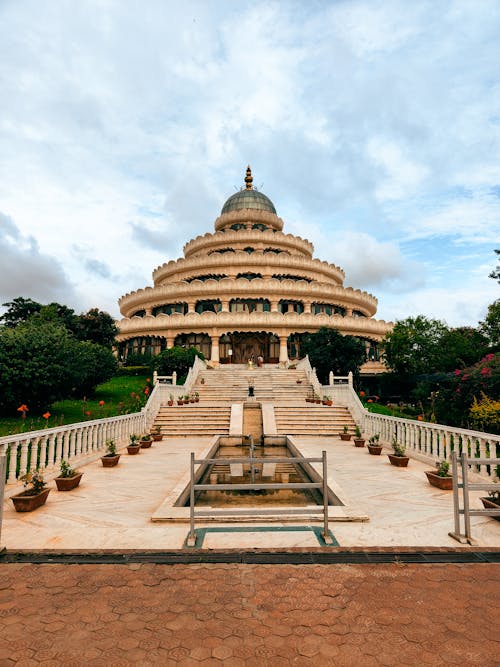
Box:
[117, 167, 391, 373]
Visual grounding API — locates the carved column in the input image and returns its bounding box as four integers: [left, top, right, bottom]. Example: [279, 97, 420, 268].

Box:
[211, 335, 220, 364]
[271, 300, 279, 313]
[279, 336, 289, 365]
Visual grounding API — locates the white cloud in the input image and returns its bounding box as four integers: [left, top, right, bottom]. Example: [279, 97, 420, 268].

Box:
[0, 212, 76, 306]
[0, 1, 499, 326]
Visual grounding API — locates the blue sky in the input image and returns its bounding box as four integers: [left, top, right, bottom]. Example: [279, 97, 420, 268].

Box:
[0, 0, 499, 326]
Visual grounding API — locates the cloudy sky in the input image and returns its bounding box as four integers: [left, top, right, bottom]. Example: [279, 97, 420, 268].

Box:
[1, 0, 499, 327]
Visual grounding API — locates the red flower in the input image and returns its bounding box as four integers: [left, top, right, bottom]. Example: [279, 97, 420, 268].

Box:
[144, 387, 150, 395]
[481, 367, 492, 376]
[85, 410, 91, 416]
[417, 415, 423, 421]
[99, 400, 105, 407]
[42, 412, 51, 420]
[359, 391, 365, 397]
[367, 399, 373, 403]
[454, 369, 462, 376]
[17, 404, 29, 413]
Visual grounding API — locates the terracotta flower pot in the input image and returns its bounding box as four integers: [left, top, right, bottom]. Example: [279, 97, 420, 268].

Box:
[140, 439, 152, 448]
[353, 438, 365, 447]
[55, 473, 83, 491]
[425, 471, 453, 490]
[340, 433, 351, 441]
[388, 454, 409, 467]
[151, 433, 163, 441]
[101, 454, 120, 467]
[11, 488, 50, 512]
[127, 444, 141, 455]
[167, 400, 173, 406]
[367, 445, 383, 455]
[480, 497, 500, 521]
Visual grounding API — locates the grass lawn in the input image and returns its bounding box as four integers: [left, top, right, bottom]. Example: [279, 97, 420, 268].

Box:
[363, 401, 422, 421]
[0, 375, 150, 437]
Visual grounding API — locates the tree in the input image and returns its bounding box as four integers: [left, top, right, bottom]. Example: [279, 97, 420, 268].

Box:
[489, 249, 500, 283]
[0, 297, 42, 327]
[31, 303, 80, 334]
[383, 316, 448, 376]
[76, 308, 118, 348]
[480, 301, 500, 348]
[436, 327, 489, 371]
[153, 346, 204, 380]
[0, 321, 117, 414]
[300, 327, 366, 384]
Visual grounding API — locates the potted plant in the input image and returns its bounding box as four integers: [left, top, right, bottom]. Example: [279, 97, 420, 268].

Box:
[101, 439, 121, 467]
[127, 434, 142, 454]
[480, 488, 500, 520]
[353, 425, 365, 447]
[11, 469, 50, 512]
[340, 425, 351, 441]
[167, 394, 174, 407]
[194, 391, 200, 402]
[322, 395, 333, 406]
[367, 433, 383, 455]
[140, 433, 153, 448]
[177, 396, 183, 405]
[55, 460, 83, 491]
[425, 460, 453, 490]
[296, 378, 303, 384]
[151, 425, 163, 441]
[314, 393, 321, 404]
[388, 439, 409, 467]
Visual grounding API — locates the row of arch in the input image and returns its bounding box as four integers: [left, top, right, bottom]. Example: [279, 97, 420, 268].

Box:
[119, 331, 381, 365]
[208, 247, 289, 255]
[131, 300, 367, 318]
[184, 273, 312, 283]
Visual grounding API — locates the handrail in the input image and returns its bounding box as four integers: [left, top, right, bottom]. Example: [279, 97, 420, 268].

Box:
[187, 449, 331, 547]
[449, 452, 500, 544]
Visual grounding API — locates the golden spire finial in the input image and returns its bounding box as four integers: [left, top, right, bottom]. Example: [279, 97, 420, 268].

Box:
[245, 165, 253, 190]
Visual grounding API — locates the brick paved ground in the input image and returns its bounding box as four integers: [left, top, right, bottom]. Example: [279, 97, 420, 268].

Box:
[0, 562, 499, 666]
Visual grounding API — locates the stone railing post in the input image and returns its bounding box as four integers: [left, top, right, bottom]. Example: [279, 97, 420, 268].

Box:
[329, 372, 334, 386]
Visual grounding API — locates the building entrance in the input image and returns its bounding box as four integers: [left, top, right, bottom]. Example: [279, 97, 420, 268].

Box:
[219, 332, 280, 364]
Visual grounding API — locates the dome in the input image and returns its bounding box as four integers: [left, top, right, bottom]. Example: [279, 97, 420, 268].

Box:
[220, 166, 276, 215]
[221, 189, 277, 215]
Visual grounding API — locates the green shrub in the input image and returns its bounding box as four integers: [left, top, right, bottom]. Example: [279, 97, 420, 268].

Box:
[153, 346, 204, 378]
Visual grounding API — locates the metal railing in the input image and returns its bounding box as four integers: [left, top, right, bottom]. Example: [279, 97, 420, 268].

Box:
[187, 450, 331, 547]
[449, 451, 500, 544]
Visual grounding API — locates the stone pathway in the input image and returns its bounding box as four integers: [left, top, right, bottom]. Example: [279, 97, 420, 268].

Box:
[0, 561, 498, 666]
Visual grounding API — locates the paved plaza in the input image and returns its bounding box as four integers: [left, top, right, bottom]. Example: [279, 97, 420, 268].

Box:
[1, 436, 499, 666]
[0, 560, 499, 666]
[2, 436, 499, 550]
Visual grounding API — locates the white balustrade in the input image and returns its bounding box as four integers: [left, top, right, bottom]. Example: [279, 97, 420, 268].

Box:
[325, 379, 499, 480]
[0, 410, 147, 488]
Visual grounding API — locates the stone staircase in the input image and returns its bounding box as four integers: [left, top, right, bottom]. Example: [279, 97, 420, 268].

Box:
[155, 404, 232, 437]
[194, 366, 311, 404]
[273, 404, 356, 436]
[153, 365, 357, 438]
